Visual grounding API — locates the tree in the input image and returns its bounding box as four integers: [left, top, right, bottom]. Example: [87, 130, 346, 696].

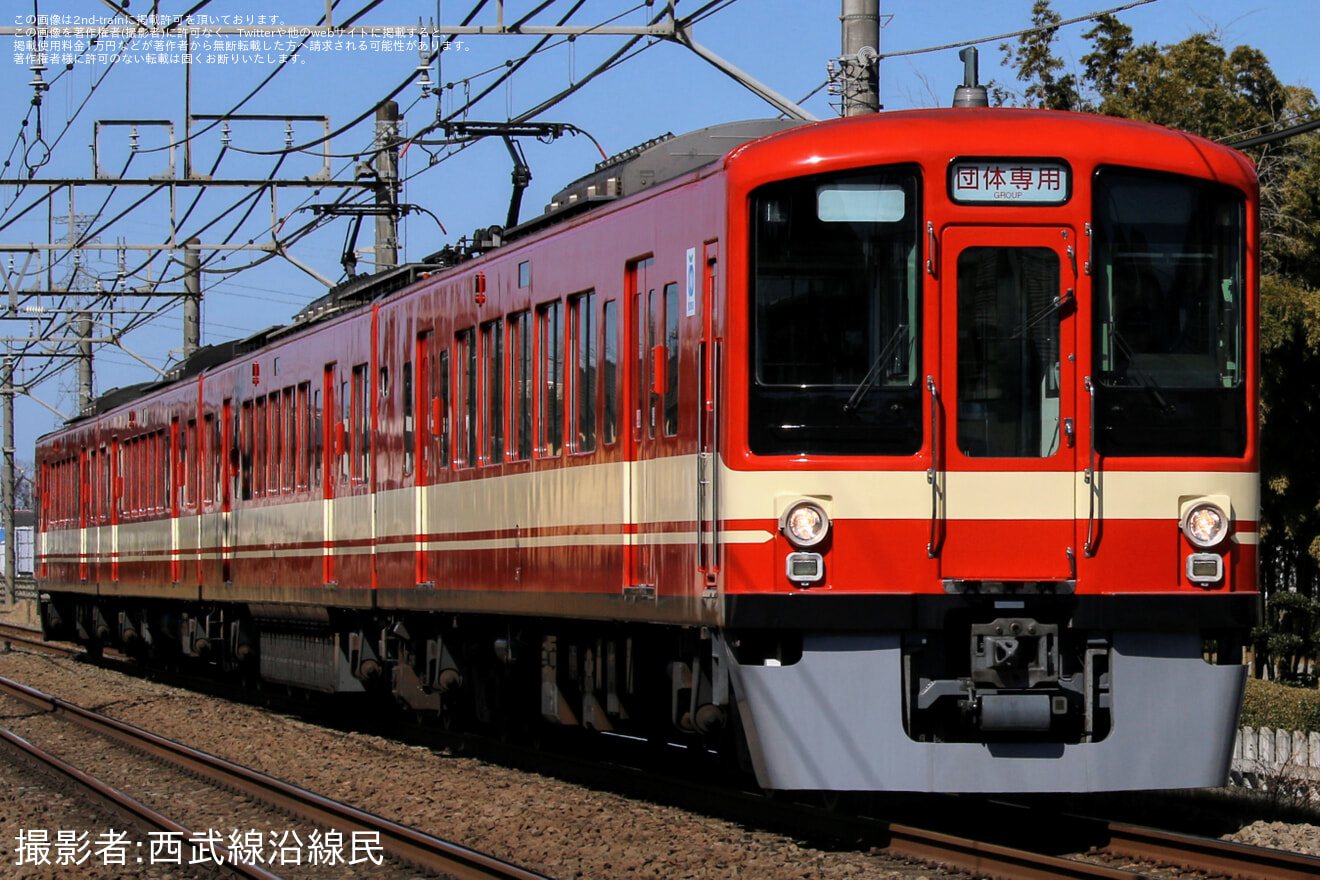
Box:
[15, 459, 33, 511]
[998, 0, 1081, 111]
[1253, 590, 1320, 683]
[1079, 14, 1132, 98]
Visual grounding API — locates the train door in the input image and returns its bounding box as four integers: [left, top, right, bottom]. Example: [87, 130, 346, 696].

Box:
[221, 399, 233, 585]
[170, 417, 182, 585]
[625, 256, 657, 594]
[935, 226, 1078, 581]
[415, 330, 436, 587]
[322, 363, 337, 586]
[78, 445, 89, 584]
[697, 242, 720, 584]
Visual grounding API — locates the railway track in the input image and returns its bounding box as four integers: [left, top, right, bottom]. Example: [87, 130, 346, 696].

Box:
[506, 733, 1320, 880]
[0, 619, 71, 655]
[0, 673, 551, 880]
[1, 725, 286, 880]
[3, 624, 1319, 880]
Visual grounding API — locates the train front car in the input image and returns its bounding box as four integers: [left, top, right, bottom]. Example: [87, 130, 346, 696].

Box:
[718, 109, 1259, 793]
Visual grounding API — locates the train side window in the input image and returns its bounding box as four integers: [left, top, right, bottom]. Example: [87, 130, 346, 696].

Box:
[509, 310, 532, 461]
[210, 418, 221, 505]
[255, 396, 267, 495]
[89, 448, 98, 521]
[160, 431, 168, 511]
[298, 383, 311, 490]
[131, 439, 140, 514]
[135, 440, 144, 515]
[569, 290, 596, 453]
[351, 363, 369, 484]
[456, 329, 477, 468]
[339, 378, 350, 482]
[646, 289, 658, 439]
[240, 401, 253, 500]
[417, 334, 433, 479]
[157, 431, 165, 511]
[603, 300, 618, 446]
[313, 388, 323, 488]
[137, 437, 144, 514]
[663, 282, 679, 437]
[203, 413, 216, 505]
[481, 320, 505, 465]
[402, 360, 414, 476]
[537, 300, 563, 457]
[269, 392, 283, 492]
[121, 440, 132, 515]
[187, 419, 198, 508]
[438, 350, 451, 469]
[142, 439, 150, 515]
[169, 419, 181, 508]
[283, 387, 296, 492]
[99, 445, 110, 521]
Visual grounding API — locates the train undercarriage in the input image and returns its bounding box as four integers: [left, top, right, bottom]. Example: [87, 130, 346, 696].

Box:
[38, 591, 1250, 793]
[38, 594, 738, 756]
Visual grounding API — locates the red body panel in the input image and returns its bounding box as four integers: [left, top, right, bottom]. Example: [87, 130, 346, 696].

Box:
[35, 109, 1259, 617]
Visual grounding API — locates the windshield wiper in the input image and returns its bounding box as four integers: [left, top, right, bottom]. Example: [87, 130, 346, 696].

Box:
[1013, 290, 1074, 338]
[844, 323, 909, 413]
[1108, 326, 1175, 413]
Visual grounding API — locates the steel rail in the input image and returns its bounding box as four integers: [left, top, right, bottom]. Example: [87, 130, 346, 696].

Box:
[0, 675, 550, 880]
[1104, 822, 1320, 880]
[0, 621, 76, 657]
[0, 726, 285, 880]
[883, 821, 1149, 880]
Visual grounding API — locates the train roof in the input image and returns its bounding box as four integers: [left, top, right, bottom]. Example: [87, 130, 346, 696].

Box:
[507, 118, 805, 237]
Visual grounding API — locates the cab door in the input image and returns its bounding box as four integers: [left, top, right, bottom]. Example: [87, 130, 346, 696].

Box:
[936, 226, 1078, 581]
[625, 256, 658, 594]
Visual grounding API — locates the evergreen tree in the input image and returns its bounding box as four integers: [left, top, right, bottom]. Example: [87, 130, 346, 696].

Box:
[999, 0, 1081, 110]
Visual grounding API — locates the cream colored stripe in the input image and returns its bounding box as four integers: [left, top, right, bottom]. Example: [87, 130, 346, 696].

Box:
[48, 463, 1260, 568]
[945, 471, 1074, 519]
[1085, 470, 1259, 521]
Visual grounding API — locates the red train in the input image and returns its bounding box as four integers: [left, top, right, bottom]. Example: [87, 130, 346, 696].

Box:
[36, 107, 1259, 792]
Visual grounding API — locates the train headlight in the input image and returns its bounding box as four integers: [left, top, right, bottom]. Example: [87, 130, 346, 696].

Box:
[1182, 501, 1229, 549]
[780, 501, 830, 549]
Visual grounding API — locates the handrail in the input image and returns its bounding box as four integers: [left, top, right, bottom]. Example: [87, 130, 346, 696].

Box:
[1083, 376, 1100, 557]
[926, 375, 939, 558]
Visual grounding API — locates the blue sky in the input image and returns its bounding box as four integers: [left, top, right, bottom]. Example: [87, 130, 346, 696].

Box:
[2, 0, 1313, 466]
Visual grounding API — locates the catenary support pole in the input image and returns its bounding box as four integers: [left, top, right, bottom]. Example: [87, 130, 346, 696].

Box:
[375, 102, 400, 271]
[183, 237, 201, 358]
[841, 0, 881, 116]
[2, 356, 13, 606]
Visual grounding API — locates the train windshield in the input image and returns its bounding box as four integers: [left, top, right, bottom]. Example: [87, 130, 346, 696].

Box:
[1091, 168, 1247, 456]
[749, 167, 922, 456]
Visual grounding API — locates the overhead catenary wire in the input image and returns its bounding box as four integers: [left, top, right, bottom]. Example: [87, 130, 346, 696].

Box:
[6, 0, 748, 404]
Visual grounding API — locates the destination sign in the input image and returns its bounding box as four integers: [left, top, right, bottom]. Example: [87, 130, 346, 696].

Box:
[949, 159, 1070, 205]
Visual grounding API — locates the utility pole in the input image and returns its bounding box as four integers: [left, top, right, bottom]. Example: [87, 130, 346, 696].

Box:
[183, 237, 201, 358]
[375, 102, 400, 272]
[2, 356, 13, 606]
[76, 311, 92, 414]
[838, 0, 881, 116]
